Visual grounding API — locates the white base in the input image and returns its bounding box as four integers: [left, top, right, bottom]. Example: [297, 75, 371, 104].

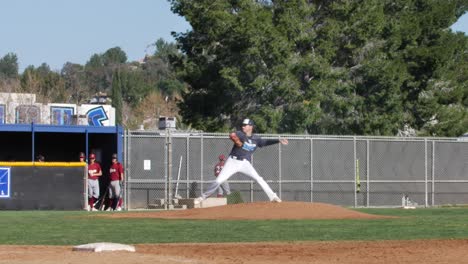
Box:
[178, 197, 228, 209]
[73, 242, 135, 252]
[200, 197, 227, 208]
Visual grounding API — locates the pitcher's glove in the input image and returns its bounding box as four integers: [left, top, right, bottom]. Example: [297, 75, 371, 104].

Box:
[229, 132, 243, 147]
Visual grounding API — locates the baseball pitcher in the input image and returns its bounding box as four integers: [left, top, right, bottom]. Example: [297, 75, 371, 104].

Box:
[195, 118, 287, 204]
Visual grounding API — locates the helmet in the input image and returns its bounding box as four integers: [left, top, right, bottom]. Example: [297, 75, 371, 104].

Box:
[89, 153, 96, 159]
[218, 154, 226, 160]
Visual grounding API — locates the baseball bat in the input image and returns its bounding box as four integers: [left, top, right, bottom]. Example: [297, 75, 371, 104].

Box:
[174, 156, 183, 199]
[98, 186, 109, 211]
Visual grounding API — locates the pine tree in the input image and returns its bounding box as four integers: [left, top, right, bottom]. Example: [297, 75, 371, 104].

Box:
[171, 0, 467, 135]
[111, 69, 124, 126]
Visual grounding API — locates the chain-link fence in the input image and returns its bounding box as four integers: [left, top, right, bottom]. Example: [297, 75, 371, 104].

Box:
[124, 131, 468, 209]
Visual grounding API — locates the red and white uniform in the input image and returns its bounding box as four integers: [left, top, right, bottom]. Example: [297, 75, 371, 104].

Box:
[108, 161, 124, 210]
[87, 162, 102, 208]
[110, 162, 124, 181]
[88, 163, 102, 180]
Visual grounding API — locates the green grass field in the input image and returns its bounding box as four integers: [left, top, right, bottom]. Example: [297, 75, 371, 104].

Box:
[1, 207, 468, 245]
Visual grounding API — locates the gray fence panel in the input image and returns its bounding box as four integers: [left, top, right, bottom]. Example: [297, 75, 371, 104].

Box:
[281, 138, 311, 181]
[433, 141, 468, 205]
[312, 139, 355, 206]
[368, 140, 427, 207]
[124, 131, 466, 209]
[126, 132, 166, 209]
[356, 140, 368, 207]
[127, 135, 165, 180]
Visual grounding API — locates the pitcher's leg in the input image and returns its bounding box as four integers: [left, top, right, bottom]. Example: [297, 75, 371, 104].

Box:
[220, 181, 231, 195]
[198, 158, 238, 201]
[242, 163, 278, 201]
[217, 186, 224, 197]
[201, 181, 221, 199]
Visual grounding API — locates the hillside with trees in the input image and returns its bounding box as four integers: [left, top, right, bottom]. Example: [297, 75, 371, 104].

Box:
[0, 38, 184, 130]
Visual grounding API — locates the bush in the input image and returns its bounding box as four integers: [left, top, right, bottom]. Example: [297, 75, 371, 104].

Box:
[227, 191, 244, 204]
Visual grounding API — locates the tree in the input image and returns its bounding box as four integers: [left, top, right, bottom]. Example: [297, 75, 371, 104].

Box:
[152, 38, 179, 64]
[83, 47, 129, 97]
[127, 91, 181, 129]
[84, 54, 107, 94]
[157, 79, 185, 99]
[171, 0, 296, 132]
[0, 53, 19, 79]
[61, 62, 89, 104]
[102, 47, 127, 66]
[111, 69, 124, 125]
[86, 54, 104, 69]
[171, 0, 467, 135]
[120, 69, 151, 106]
[20, 63, 67, 103]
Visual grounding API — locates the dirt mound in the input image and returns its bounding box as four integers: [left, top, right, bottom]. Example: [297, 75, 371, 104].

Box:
[107, 202, 387, 220]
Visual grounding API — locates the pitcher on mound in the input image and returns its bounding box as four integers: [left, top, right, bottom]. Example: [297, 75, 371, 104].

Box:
[195, 118, 288, 205]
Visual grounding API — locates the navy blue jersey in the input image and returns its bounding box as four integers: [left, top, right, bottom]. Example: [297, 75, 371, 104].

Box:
[229, 131, 279, 162]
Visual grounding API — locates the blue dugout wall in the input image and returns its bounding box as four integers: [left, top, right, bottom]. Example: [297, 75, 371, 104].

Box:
[0, 124, 124, 210]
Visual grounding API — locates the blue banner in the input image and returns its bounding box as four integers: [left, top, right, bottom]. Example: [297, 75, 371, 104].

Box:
[0, 167, 10, 198]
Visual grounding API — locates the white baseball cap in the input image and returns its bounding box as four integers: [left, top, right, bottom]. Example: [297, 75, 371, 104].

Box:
[242, 118, 254, 126]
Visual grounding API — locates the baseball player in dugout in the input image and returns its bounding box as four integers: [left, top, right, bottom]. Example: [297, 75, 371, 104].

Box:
[36, 154, 45, 162]
[87, 153, 102, 211]
[195, 118, 288, 205]
[214, 154, 231, 197]
[79, 152, 85, 162]
[106, 153, 124, 211]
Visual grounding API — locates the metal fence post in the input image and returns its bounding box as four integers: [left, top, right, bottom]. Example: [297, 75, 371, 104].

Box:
[163, 131, 168, 209]
[424, 138, 428, 207]
[353, 137, 357, 208]
[250, 181, 254, 202]
[366, 139, 370, 207]
[200, 134, 204, 193]
[167, 129, 172, 208]
[186, 136, 190, 198]
[310, 138, 314, 203]
[278, 135, 282, 198]
[432, 140, 435, 206]
[127, 130, 131, 210]
[123, 129, 127, 210]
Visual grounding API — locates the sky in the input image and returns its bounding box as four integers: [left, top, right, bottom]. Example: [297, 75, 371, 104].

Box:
[0, 1, 467, 73]
[0, 0, 191, 72]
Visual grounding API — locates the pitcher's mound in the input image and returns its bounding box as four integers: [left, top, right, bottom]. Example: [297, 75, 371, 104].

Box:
[107, 202, 388, 220]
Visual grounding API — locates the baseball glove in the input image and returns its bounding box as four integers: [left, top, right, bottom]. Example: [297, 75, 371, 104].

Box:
[229, 132, 243, 147]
